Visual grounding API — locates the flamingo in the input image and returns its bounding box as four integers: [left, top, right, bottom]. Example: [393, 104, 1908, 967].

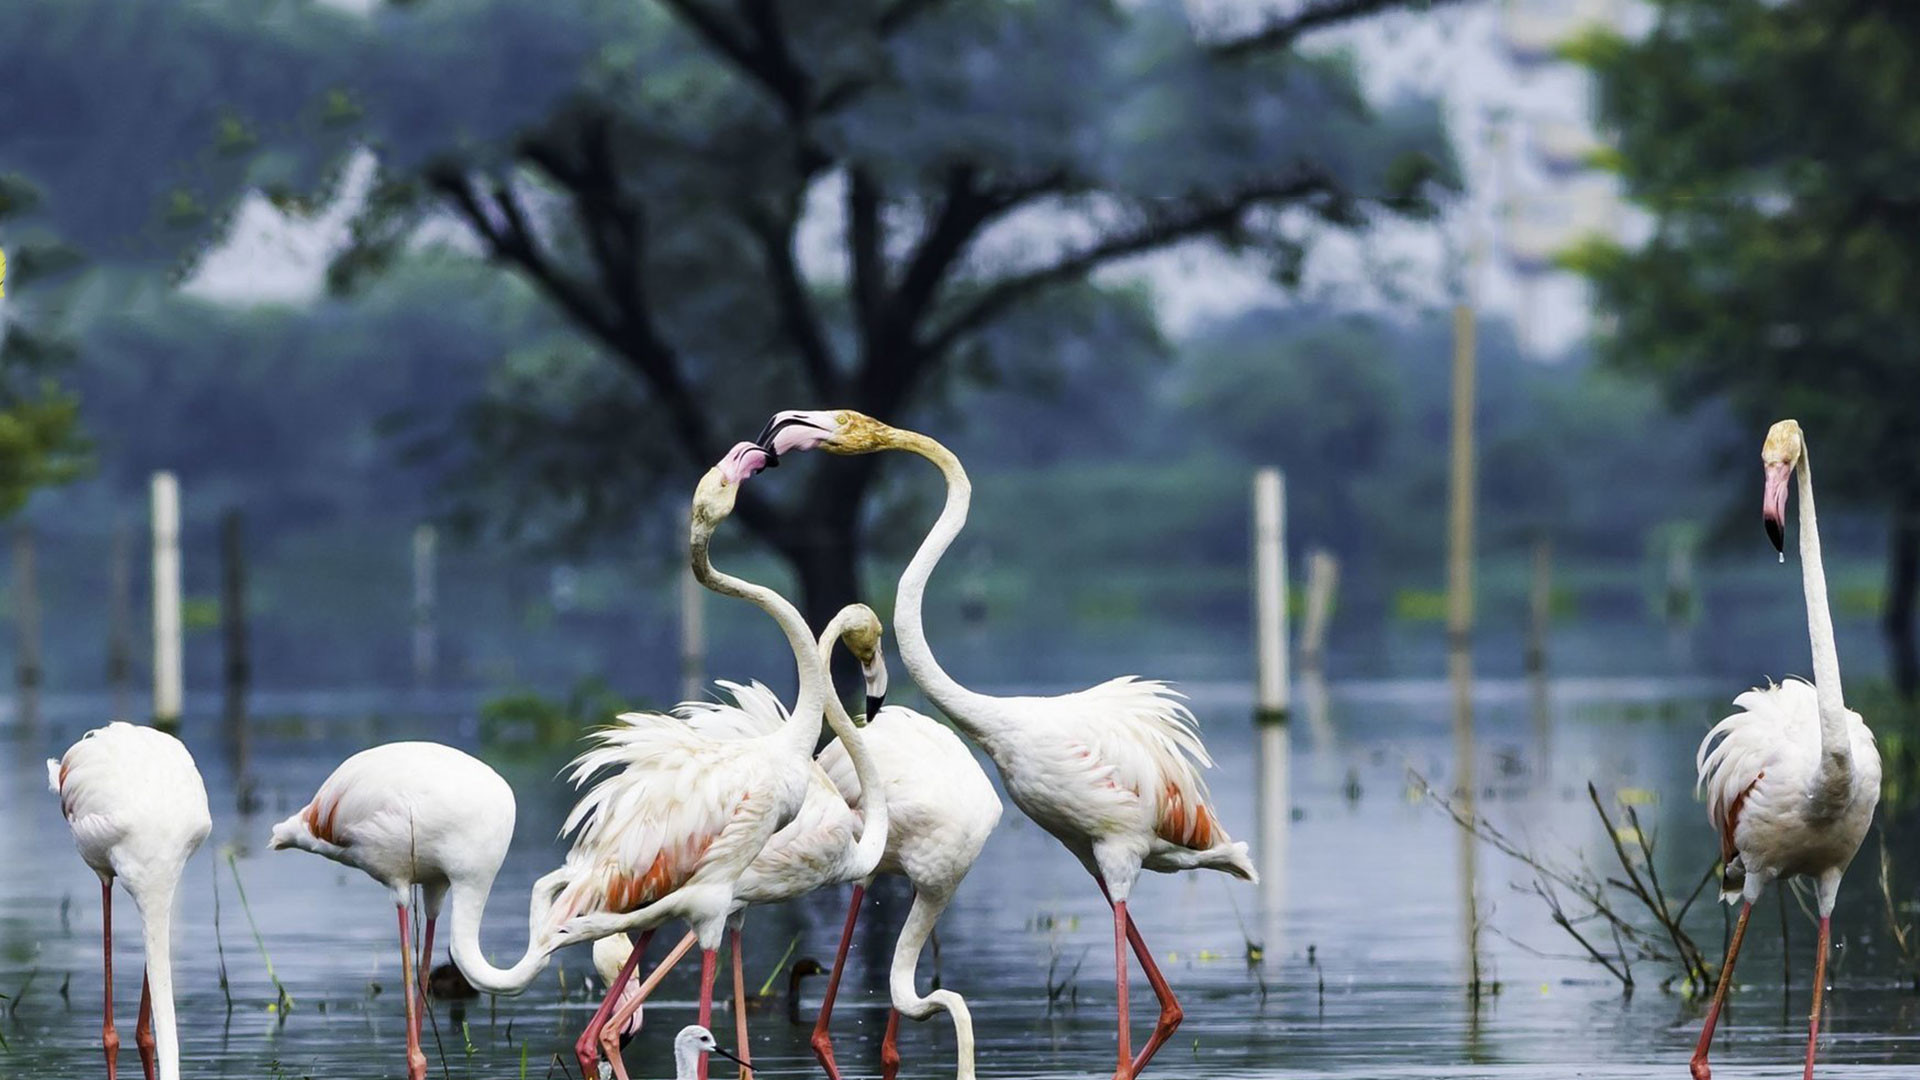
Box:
[809, 650, 1003, 1080]
[1691, 419, 1882, 1080]
[756, 409, 1255, 1080]
[269, 742, 557, 1080]
[48, 722, 212, 1080]
[543, 441, 847, 1080]
[584, 604, 892, 1080]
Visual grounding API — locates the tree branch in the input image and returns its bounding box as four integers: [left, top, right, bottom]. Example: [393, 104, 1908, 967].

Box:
[1211, 0, 1471, 59]
[848, 167, 888, 348]
[741, 200, 841, 397]
[920, 176, 1331, 360]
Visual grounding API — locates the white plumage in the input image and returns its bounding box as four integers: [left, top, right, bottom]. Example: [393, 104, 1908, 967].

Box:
[49, 722, 211, 1080]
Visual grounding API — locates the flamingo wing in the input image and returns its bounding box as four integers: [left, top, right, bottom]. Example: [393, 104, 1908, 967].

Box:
[675, 680, 790, 741]
[1697, 679, 1813, 897]
[556, 711, 781, 919]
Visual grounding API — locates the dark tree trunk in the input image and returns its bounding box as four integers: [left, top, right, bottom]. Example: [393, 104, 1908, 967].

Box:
[786, 472, 872, 712]
[1886, 501, 1920, 701]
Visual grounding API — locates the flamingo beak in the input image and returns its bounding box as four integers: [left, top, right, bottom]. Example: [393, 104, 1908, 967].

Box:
[1763, 461, 1791, 555]
[863, 654, 888, 719]
[717, 442, 773, 486]
[756, 410, 837, 461]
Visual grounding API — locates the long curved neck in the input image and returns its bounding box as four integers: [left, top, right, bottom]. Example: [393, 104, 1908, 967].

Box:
[446, 876, 552, 995]
[816, 615, 889, 878]
[135, 890, 181, 1080]
[691, 527, 827, 756]
[1795, 446, 1854, 791]
[884, 431, 998, 731]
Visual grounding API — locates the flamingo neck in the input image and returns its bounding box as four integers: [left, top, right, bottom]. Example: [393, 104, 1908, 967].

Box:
[446, 877, 552, 995]
[883, 429, 1001, 737]
[135, 889, 181, 1080]
[816, 612, 890, 879]
[1796, 445, 1854, 792]
[691, 527, 827, 757]
[888, 893, 976, 1080]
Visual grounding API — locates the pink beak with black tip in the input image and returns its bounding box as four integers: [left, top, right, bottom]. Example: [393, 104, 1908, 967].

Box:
[1763, 461, 1791, 555]
[717, 441, 773, 486]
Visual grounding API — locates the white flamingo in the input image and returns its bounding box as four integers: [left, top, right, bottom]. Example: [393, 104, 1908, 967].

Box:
[269, 742, 556, 1080]
[809, 656, 1002, 1080]
[758, 409, 1255, 1080]
[48, 722, 212, 1080]
[586, 604, 892, 1080]
[543, 441, 843, 1080]
[1692, 419, 1881, 1080]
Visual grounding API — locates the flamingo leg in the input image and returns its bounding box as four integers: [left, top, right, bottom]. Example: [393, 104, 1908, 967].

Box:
[879, 1008, 902, 1080]
[397, 904, 427, 1080]
[1691, 900, 1754, 1080]
[601, 931, 698, 1080]
[101, 879, 120, 1080]
[1804, 916, 1832, 1080]
[1112, 899, 1132, 1080]
[697, 948, 719, 1080]
[135, 971, 156, 1080]
[809, 884, 864, 1080]
[576, 929, 653, 1080]
[730, 926, 754, 1080]
[1119, 907, 1183, 1077]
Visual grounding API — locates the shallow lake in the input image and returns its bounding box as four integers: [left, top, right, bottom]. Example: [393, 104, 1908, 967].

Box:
[3, 669, 1919, 1079]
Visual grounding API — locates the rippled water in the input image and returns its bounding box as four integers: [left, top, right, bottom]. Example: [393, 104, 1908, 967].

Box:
[4, 675, 1920, 1079]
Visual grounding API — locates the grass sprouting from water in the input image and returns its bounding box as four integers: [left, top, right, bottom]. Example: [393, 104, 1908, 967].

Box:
[225, 851, 293, 1013]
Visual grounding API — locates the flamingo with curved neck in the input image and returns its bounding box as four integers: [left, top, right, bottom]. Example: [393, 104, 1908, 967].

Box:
[1693, 419, 1881, 1080]
[756, 409, 1254, 1080]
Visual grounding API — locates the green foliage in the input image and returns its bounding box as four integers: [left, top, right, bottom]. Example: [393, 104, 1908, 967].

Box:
[479, 676, 635, 748]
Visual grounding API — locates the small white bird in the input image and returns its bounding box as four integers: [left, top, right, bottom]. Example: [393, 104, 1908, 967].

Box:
[758, 410, 1254, 1080]
[269, 743, 552, 1080]
[667, 1026, 748, 1080]
[1692, 420, 1881, 1080]
[49, 722, 212, 1080]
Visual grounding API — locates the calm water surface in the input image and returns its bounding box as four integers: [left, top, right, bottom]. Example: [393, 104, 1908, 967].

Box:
[4, 675, 1920, 1079]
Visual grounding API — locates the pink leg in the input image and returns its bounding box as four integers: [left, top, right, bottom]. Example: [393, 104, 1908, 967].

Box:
[697, 948, 719, 1080]
[577, 929, 653, 1080]
[397, 905, 427, 1080]
[730, 927, 754, 1080]
[102, 880, 121, 1080]
[1691, 901, 1754, 1080]
[809, 885, 864, 1080]
[1804, 916, 1832, 1080]
[880, 1008, 902, 1080]
[135, 972, 156, 1080]
[1113, 899, 1132, 1080]
[1119, 907, 1183, 1077]
[601, 931, 697, 1080]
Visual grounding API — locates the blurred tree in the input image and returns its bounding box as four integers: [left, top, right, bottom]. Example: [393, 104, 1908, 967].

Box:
[332, 0, 1463, 627]
[1568, 0, 1920, 696]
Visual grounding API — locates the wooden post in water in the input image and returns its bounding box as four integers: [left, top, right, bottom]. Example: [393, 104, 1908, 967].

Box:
[1300, 549, 1339, 676]
[412, 525, 437, 688]
[1447, 303, 1482, 996]
[13, 524, 40, 729]
[221, 510, 257, 812]
[107, 519, 133, 721]
[151, 472, 183, 733]
[1253, 468, 1288, 725]
[1525, 535, 1552, 673]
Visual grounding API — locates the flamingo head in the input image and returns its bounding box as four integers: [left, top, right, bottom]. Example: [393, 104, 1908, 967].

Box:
[755, 409, 892, 461]
[1761, 419, 1805, 555]
[692, 442, 773, 531]
[837, 603, 889, 717]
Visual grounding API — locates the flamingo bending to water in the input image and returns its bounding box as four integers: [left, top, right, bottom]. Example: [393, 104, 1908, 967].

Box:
[269, 743, 556, 1080]
[1692, 419, 1881, 1080]
[757, 409, 1254, 1080]
[49, 722, 212, 1080]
